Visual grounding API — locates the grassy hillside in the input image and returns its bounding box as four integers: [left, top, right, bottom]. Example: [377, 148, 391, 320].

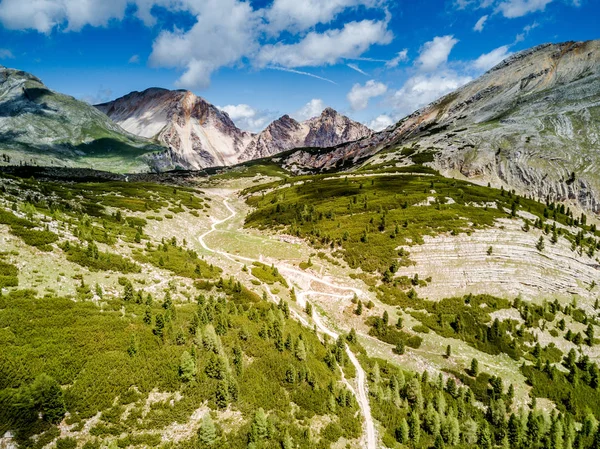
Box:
[0, 67, 173, 173]
[2, 164, 600, 449]
[0, 175, 361, 449]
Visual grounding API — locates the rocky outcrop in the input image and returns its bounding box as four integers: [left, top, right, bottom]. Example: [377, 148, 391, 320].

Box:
[275, 40, 600, 212]
[97, 92, 372, 169]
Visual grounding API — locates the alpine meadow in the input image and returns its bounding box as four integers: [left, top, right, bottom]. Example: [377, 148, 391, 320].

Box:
[1, 1, 600, 449]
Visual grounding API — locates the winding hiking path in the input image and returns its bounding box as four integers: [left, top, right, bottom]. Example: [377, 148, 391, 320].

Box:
[198, 195, 377, 449]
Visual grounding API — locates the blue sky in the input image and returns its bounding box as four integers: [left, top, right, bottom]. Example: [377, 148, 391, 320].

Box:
[0, 0, 597, 132]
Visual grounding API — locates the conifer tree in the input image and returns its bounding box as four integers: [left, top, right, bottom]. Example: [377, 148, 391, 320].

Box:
[198, 414, 217, 447]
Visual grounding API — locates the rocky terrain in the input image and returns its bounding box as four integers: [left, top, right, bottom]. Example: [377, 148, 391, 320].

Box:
[0, 66, 173, 173]
[97, 90, 371, 169]
[275, 40, 600, 212]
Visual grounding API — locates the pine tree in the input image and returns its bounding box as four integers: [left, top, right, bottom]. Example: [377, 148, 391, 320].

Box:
[295, 339, 307, 361]
[408, 410, 421, 445]
[249, 408, 269, 442]
[31, 374, 66, 424]
[305, 301, 313, 317]
[123, 281, 134, 302]
[396, 418, 409, 444]
[143, 307, 152, 325]
[179, 351, 196, 382]
[470, 358, 479, 377]
[445, 345, 452, 358]
[355, 300, 363, 315]
[508, 413, 521, 448]
[586, 323, 595, 346]
[406, 377, 424, 411]
[371, 362, 380, 384]
[477, 421, 493, 449]
[549, 416, 564, 449]
[215, 380, 229, 408]
[536, 236, 545, 252]
[153, 314, 165, 339]
[198, 414, 217, 447]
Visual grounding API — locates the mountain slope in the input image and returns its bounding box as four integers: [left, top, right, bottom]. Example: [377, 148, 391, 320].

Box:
[0, 66, 173, 173]
[97, 90, 372, 169]
[275, 40, 600, 212]
[96, 88, 253, 169]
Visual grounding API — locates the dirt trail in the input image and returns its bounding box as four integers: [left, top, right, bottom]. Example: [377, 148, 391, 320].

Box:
[198, 195, 377, 449]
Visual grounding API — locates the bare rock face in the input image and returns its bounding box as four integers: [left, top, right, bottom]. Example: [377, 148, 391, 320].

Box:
[277, 40, 600, 212]
[97, 92, 371, 169]
[96, 88, 252, 169]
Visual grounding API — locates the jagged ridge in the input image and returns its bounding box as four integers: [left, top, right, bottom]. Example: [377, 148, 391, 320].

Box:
[97, 91, 372, 170]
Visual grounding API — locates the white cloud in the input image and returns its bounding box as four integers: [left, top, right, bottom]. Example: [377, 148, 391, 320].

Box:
[0, 0, 132, 33]
[128, 54, 140, 64]
[293, 99, 326, 121]
[81, 87, 113, 105]
[514, 21, 539, 42]
[368, 114, 394, 131]
[347, 79, 387, 111]
[149, 0, 260, 89]
[496, 0, 552, 18]
[0, 48, 14, 59]
[472, 45, 512, 71]
[385, 49, 408, 68]
[266, 0, 382, 33]
[219, 104, 273, 132]
[473, 15, 488, 32]
[416, 35, 459, 72]
[347, 63, 369, 76]
[389, 71, 472, 116]
[256, 19, 393, 68]
[0, 0, 393, 89]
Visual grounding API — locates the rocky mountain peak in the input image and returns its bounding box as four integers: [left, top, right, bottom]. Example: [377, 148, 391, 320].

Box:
[97, 92, 371, 168]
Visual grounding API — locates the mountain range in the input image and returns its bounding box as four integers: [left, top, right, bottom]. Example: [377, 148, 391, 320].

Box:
[1, 39, 600, 211]
[95, 89, 372, 169]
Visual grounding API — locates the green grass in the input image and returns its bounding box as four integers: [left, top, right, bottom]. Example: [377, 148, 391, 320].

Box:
[60, 241, 141, 274]
[0, 282, 361, 448]
[133, 242, 222, 280]
[251, 262, 289, 287]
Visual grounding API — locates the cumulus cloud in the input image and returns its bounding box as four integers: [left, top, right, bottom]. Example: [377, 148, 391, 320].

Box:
[293, 99, 326, 121]
[256, 19, 392, 68]
[266, 0, 382, 33]
[0, 0, 393, 89]
[128, 54, 140, 64]
[0, 0, 132, 33]
[385, 49, 408, 68]
[389, 72, 472, 117]
[149, 0, 260, 89]
[472, 45, 512, 71]
[416, 35, 458, 72]
[0, 48, 14, 59]
[496, 0, 553, 18]
[219, 104, 273, 132]
[347, 80, 387, 111]
[368, 114, 394, 131]
[473, 15, 488, 31]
